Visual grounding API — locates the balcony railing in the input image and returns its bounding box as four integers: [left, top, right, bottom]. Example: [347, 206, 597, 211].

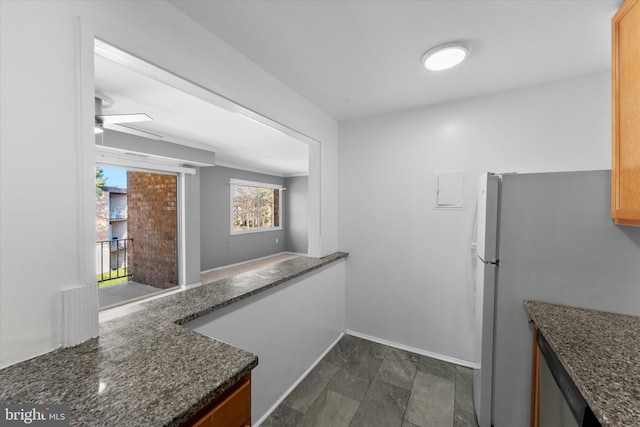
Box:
[109, 210, 127, 221]
[96, 238, 133, 283]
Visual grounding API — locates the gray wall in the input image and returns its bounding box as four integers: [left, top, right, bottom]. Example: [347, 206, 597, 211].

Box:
[200, 166, 287, 271]
[493, 170, 640, 427]
[285, 176, 308, 254]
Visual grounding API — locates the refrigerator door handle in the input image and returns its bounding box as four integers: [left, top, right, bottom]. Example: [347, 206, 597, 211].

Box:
[477, 254, 500, 267]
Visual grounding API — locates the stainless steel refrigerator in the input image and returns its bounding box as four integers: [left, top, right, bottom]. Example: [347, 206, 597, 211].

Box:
[472, 170, 640, 427]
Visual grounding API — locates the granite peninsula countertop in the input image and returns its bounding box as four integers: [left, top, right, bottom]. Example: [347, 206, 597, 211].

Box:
[0, 252, 348, 426]
[524, 301, 640, 427]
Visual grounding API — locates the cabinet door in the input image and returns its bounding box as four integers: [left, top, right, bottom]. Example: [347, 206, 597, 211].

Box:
[182, 374, 252, 427]
[612, 0, 640, 226]
[192, 378, 251, 427]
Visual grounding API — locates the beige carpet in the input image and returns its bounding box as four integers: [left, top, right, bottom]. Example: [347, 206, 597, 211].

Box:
[201, 252, 301, 285]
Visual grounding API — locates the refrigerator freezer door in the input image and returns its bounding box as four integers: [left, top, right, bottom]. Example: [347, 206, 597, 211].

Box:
[473, 173, 500, 427]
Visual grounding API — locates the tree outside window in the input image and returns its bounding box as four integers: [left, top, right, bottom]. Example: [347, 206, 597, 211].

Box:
[232, 181, 281, 232]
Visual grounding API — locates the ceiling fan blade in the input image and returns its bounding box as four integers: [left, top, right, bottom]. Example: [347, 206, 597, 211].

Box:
[96, 113, 153, 124]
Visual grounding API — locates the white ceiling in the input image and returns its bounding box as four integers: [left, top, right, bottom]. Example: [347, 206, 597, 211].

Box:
[94, 55, 309, 177]
[96, 0, 621, 176]
[170, 0, 622, 122]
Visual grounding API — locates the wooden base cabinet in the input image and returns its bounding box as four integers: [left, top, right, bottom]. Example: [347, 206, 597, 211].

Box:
[531, 328, 540, 427]
[612, 0, 640, 226]
[182, 374, 251, 427]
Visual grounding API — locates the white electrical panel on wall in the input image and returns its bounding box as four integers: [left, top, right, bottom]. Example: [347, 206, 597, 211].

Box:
[435, 170, 464, 209]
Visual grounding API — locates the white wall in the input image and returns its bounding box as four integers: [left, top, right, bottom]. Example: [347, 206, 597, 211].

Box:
[0, 2, 96, 367]
[0, 0, 338, 368]
[339, 72, 611, 363]
[186, 261, 346, 424]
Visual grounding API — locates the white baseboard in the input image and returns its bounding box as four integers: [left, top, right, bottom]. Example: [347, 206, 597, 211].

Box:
[253, 332, 345, 427]
[344, 329, 479, 370]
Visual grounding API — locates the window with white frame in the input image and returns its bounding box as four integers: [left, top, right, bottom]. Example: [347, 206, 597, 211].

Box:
[230, 179, 282, 234]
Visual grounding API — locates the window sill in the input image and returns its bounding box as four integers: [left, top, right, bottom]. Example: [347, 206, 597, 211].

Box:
[230, 227, 283, 235]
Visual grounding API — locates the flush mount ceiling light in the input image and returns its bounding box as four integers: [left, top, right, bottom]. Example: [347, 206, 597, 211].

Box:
[422, 43, 468, 71]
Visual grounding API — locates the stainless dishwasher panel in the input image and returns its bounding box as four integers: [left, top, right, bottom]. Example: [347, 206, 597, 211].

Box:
[537, 332, 601, 427]
[540, 350, 579, 427]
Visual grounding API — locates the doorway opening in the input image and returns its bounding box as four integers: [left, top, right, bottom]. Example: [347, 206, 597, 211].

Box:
[96, 165, 179, 309]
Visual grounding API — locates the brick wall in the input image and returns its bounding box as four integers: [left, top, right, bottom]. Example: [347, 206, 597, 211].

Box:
[127, 172, 178, 289]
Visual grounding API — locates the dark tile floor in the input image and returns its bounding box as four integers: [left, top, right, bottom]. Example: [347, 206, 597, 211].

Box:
[261, 334, 479, 427]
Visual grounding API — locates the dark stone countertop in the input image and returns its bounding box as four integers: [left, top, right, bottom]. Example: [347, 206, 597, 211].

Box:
[524, 301, 640, 427]
[0, 252, 348, 426]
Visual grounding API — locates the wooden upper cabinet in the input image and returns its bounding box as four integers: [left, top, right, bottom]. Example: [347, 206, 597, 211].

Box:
[612, 0, 640, 226]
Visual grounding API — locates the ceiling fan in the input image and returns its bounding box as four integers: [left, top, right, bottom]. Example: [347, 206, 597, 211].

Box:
[94, 93, 156, 137]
